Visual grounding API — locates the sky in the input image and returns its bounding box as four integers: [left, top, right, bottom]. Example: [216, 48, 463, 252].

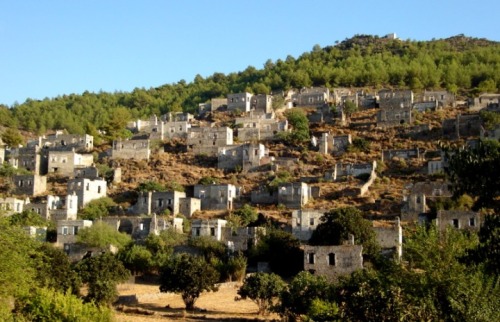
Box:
[0, 0, 499, 106]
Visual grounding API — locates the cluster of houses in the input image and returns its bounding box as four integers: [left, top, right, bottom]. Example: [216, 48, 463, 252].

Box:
[1, 86, 498, 280]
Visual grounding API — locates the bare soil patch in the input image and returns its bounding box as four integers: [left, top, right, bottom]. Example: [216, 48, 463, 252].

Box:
[114, 282, 279, 322]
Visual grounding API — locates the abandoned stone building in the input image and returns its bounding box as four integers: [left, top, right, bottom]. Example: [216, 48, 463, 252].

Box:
[278, 182, 312, 209]
[331, 88, 352, 105]
[401, 182, 451, 221]
[193, 183, 238, 210]
[373, 218, 403, 260]
[381, 148, 421, 162]
[442, 114, 482, 139]
[235, 114, 288, 141]
[163, 120, 191, 140]
[111, 138, 150, 160]
[292, 87, 330, 107]
[250, 187, 279, 205]
[226, 227, 265, 252]
[0, 196, 29, 216]
[325, 161, 377, 181]
[468, 93, 500, 111]
[131, 190, 187, 216]
[303, 240, 363, 280]
[377, 105, 412, 127]
[74, 166, 100, 179]
[198, 98, 227, 115]
[291, 209, 328, 241]
[378, 89, 414, 109]
[427, 159, 444, 175]
[419, 90, 455, 108]
[57, 219, 92, 247]
[0, 138, 5, 164]
[250, 94, 273, 114]
[12, 174, 47, 196]
[436, 210, 482, 232]
[101, 216, 183, 240]
[48, 150, 94, 177]
[228, 92, 252, 112]
[163, 112, 194, 123]
[481, 123, 500, 141]
[9, 145, 47, 174]
[67, 177, 107, 208]
[413, 101, 441, 113]
[187, 126, 233, 156]
[217, 143, 271, 171]
[178, 197, 201, 217]
[191, 219, 228, 241]
[318, 133, 352, 156]
[35, 131, 94, 152]
[32, 194, 79, 221]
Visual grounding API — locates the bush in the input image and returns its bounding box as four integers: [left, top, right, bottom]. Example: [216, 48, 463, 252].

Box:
[14, 288, 113, 321]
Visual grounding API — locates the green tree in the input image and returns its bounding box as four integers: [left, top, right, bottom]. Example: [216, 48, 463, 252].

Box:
[8, 210, 52, 228]
[250, 229, 303, 278]
[444, 140, 500, 210]
[159, 254, 219, 310]
[14, 288, 113, 322]
[343, 100, 358, 119]
[237, 272, 286, 315]
[278, 108, 310, 145]
[309, 207, 380, 258]
[117, 244, 153, 275]
[1, 127, 24, 147]
[465, 214, 500, 275]
[77, 221, 131, 250]
[74, 252, 130, 305]
[79, 197, 116, 221]
[232, 204, 258, 227]
[277, 271, 333, 320]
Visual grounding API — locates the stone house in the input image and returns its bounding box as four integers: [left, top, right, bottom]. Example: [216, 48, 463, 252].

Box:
[468, 93, 500, 111]
[0, 137, 5, 164]
[131, 190, 187, 216]
[235, 114, 288, 141]
[480, 124, 500, 141]
[56, 219, 92, 247]
[178, 197, 201, 217]
[326, 161, 377, 181]
[373, 218, 402, 260]
[292, 87, 330, 107]
[217, 143, 270, 171]
[377, 105, 412, 127]
[401, 182, 451, 221]
[0, 196, 29, 216]
[67, 177, 107, 208]
[12, 174, 47, 196]
[74, 166, 100, 179]
[413, 101, 440, 113]
[193, 184, 238, 210]
[198, 98, 227, 115]
[187, 126, 233, 156]
[251, 94, 273, 114]
[250, 187, 278, 205]
[427, 159, 444, 175]
[442, 114, 482, 139]
[228, 92, 253, 112]
[381, 148, 421, 162]
[291, 209, 328, 241]
[419, 90, 455, 109]
[332, 88, 352, 105]
[191, 219, 228, 241]
[164, 112, 194, 123]
[48, 150, 94, 177]
[436, 210, 482, 232]
[111, 139, 150, 160]
[9, 145, 47, 174]
[278, 182, 312, 209]
[378, 89, 414, 109]
[101, 215, 183, 240]
[25, 194, 78, 221]
[318, 133, 352, 155]
[226, 227, 265, 252]
[36, 131, 93, 152]
[303, 241, 363, 280]
[163, 120, 191, 140]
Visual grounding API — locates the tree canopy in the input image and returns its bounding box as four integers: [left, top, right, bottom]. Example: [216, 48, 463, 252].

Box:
[159, 254, 219, 310]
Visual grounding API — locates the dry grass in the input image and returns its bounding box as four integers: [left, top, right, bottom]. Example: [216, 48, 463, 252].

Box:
[114, 282, 279, 322]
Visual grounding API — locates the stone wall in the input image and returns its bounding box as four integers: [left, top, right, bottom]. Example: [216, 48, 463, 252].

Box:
[303, 244, 363, 280]
[291, 209, 327, 241]
[12, 174, 47, 196]
[111, 139, 150, 160]
[436, 210, 481, 232]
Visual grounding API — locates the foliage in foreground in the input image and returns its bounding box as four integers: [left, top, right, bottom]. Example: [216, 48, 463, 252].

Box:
[159, 253, 219, 310]
[14, 288, 113, 322]
[237, 272, 286, 315]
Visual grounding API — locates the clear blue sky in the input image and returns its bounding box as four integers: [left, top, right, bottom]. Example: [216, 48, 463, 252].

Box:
[1, 0, 498, 106]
